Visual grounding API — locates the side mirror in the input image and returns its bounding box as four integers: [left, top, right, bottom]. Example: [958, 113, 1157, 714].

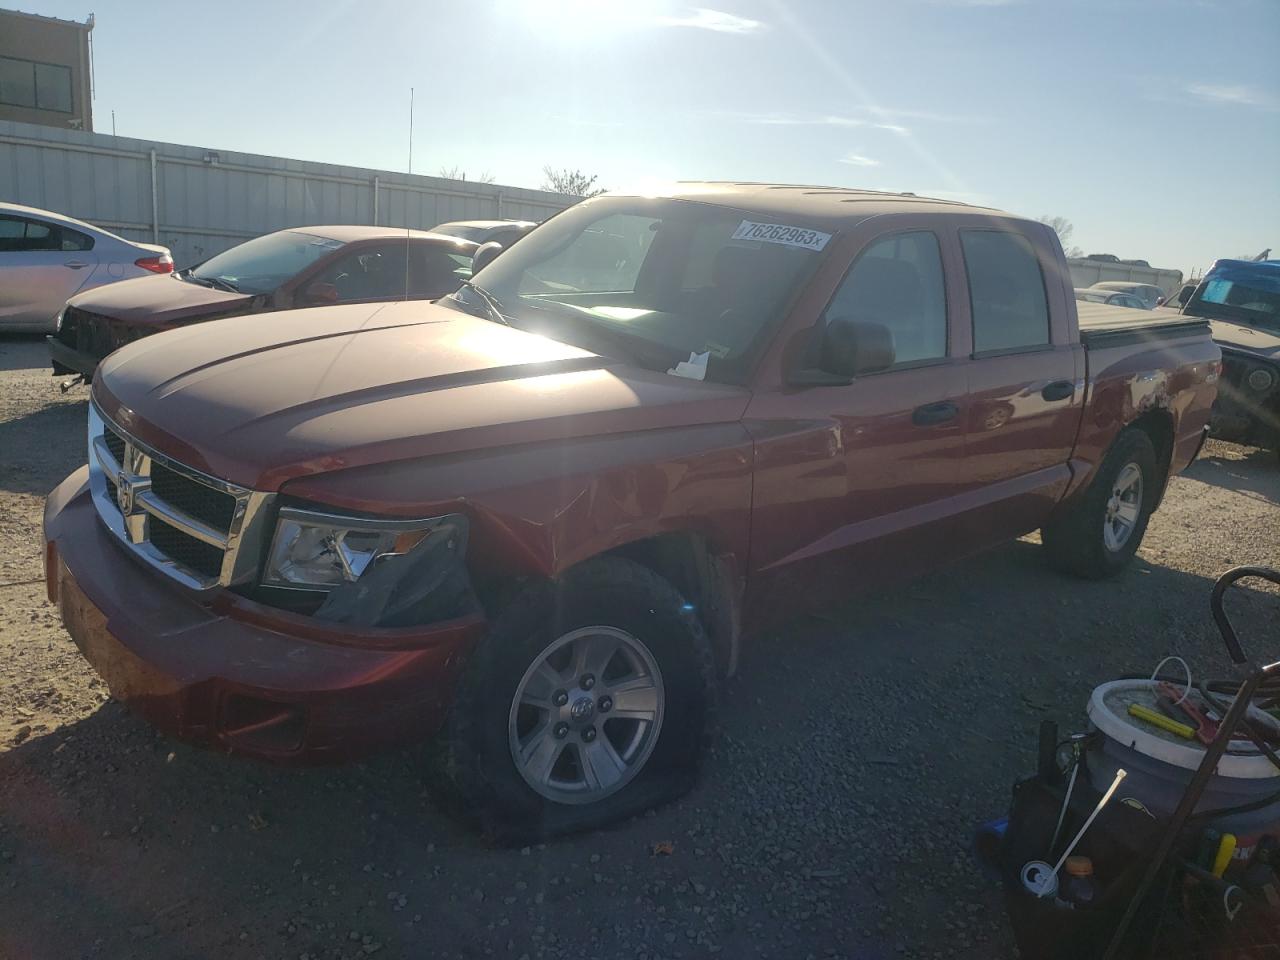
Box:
[470, 241, 504, 276]
[822, 317, 895, 378]
[303, 282, 339, 305]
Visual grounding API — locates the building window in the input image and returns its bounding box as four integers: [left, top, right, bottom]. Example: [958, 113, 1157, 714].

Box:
[0, 56, 73, 113]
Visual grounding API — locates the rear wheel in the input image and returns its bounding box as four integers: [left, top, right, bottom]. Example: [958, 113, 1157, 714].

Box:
[1042, 428, 1159, 579]
[434, 556, 715, 841]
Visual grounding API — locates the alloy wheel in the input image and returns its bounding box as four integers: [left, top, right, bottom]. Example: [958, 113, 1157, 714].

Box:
[508, 626, 665, 804]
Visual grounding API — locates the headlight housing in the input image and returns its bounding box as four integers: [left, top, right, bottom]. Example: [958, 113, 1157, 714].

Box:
[262, 507, 467, 590]
[1246, 367, 1276, 393]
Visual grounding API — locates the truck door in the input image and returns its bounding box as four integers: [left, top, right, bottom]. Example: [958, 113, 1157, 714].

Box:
[952, 226, 1084, 549]
[746, 227, 970, 587]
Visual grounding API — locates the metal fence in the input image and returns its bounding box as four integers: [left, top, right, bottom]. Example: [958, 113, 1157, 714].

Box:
[0, 120, 576, 267]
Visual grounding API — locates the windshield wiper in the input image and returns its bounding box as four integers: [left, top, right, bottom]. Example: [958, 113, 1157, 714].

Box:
[183, 273, 240, 293]
[459, 280, 508, 326]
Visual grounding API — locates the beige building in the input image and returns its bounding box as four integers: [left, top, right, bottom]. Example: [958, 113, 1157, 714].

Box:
[0, 8, 94, 131]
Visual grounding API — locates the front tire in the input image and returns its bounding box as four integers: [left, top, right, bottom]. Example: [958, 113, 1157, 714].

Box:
[1042, 428, 1159, 579]
[434, 557, 715, 841]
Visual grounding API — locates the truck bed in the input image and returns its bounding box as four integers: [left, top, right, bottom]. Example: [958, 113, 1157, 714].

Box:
[1077, 301, 1210, 347]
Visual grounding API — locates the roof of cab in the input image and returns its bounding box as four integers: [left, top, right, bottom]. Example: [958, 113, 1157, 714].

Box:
[283, 224, 479, 247]
[1091, 281, 1160, 291]
[607, 181, 1013, 229]
[432, 219, 538, 229]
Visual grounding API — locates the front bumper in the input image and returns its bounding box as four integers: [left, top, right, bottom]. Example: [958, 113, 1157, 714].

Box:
[46, 335, 99, 378]
[44, 467, 485, 763]
[1209, 352, 1279, 449]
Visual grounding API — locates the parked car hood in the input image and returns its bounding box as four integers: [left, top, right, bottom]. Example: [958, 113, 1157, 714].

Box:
[1211, 319, 1280, 361]
[69, 273, 252, 327]
[93, 301, 750, 491]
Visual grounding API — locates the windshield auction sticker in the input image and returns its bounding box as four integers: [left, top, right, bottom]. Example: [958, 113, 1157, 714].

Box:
[731, 221, 831, 251]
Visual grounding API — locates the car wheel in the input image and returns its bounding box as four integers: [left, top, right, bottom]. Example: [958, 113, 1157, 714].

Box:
[434, 556, 715, 841]
[1041, 428, 1159, 579]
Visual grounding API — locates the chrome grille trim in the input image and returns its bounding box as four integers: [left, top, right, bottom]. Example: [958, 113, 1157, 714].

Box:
[87, 400, 275, 591]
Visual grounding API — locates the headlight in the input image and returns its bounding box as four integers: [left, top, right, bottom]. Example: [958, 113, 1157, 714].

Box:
[1247, 367, 1276, 392]
[262, 507, 467, 590]
[55, 307, 65, 333]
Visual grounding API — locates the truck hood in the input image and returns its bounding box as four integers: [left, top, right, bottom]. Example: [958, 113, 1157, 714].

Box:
[1211, 319, 1280, 361]
[94, 301, 750, 490]
[69, 273, 252, 327]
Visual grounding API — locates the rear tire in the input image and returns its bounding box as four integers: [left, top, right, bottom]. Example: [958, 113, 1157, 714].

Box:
[1042, 428, 1159, 579]
[433, 556, 715, 842]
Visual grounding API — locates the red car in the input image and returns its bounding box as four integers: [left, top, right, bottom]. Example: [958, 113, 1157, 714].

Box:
[44, 184, 1219, 838]
[47, 225, 479, 379]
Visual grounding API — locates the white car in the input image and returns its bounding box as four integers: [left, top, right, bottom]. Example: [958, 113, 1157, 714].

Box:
[0, 202, 173, 333]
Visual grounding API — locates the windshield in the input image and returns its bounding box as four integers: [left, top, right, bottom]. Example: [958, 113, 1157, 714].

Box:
[190, 230, 346, 294]
[1188, 273, 1280, 331]
[450, 198, 827, 382]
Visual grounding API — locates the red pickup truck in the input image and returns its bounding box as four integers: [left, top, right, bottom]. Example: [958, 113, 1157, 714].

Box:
[44, 184, 1219, 837]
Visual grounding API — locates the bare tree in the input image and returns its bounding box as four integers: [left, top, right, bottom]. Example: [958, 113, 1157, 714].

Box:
[438, 166, 496, 184]
[541, 166, 605, 198]
[1037, 215, 1083, 259]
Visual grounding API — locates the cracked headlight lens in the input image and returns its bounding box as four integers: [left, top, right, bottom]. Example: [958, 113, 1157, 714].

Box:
[262, 507, 465, 590]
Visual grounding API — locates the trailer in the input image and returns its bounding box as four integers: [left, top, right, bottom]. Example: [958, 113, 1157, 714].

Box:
[1067, 256, 1184, 297]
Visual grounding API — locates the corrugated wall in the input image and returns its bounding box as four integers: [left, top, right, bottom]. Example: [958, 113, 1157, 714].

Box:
[0, 120, 576, 267]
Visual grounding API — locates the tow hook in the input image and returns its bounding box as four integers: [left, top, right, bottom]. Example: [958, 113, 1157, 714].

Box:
[59, 375, 85, 393]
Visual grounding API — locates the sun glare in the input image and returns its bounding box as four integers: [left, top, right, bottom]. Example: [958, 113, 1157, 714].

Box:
[511, 0, 651, 39]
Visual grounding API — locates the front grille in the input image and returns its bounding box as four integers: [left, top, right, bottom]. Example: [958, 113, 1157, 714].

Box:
[150, 462, 237, 532]
[87, 402, 272, 590]
[59, 306, 123, 360]
[1218, 353, 1278, 414]
[104, 426, 126, 465]
[149, 518, 226, 580]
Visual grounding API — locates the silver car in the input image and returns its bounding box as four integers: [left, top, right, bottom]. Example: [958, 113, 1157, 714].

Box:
[0, 202, 173, 333]
[1088, 281, 1163, 309]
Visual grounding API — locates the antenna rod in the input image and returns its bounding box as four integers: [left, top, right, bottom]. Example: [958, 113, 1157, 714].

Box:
[405, 87, 414, 301]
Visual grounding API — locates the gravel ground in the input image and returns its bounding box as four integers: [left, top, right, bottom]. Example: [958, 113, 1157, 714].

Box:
[0, 332, 1277, 960]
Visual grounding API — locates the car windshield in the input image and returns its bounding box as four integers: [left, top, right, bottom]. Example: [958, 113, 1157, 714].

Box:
[189, 230, 346, 295]
[448, 197, 828, 382]
[1189, 275, 1280, 331]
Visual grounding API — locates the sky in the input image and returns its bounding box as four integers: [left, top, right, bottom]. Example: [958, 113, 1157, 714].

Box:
[23, 0, 1280, 276]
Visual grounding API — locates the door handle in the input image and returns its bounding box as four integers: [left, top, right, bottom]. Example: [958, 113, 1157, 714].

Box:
[912, 401, 959, 426]
[64, 261, 89, 269]
[1041, 380, 1075, 402]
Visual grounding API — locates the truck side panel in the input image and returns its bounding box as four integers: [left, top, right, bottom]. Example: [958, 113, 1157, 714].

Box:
[279, 423, 755, 587]
[1062, 333, 1219, 503]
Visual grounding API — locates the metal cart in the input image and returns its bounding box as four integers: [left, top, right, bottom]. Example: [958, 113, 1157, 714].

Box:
[988, 565, 1280, 959]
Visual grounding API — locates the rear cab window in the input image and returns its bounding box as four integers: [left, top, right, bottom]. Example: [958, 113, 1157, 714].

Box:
[961, 230, 1051, 355]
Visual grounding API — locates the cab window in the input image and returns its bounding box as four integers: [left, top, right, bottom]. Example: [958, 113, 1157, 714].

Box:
[822, 231, 948, 365]
[316, 245, 411, 302]
[961, 230, 1051, 353]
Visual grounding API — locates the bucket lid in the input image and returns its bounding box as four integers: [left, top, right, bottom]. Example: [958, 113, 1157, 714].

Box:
[1086, 680, 1280, 780]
